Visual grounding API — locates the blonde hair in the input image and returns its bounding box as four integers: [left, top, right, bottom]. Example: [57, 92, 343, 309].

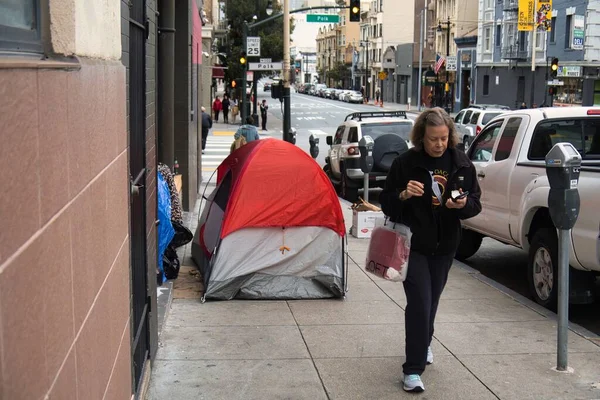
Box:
[410, 107, 459, 151]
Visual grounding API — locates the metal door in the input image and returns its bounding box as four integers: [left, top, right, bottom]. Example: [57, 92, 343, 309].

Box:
[128, 0, 150, 394]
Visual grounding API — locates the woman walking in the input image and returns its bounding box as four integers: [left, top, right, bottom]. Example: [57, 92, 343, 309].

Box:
[379, 107, 481, 393]
[212, 96, 222, 122]
[222, 95, 231, 123]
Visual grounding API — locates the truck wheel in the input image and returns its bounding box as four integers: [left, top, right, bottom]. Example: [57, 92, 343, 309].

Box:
[528, 228, 558, 310]
[456, 229, 483, 260]
[341, 165, 358, 203]
[463, 136, 471, 152]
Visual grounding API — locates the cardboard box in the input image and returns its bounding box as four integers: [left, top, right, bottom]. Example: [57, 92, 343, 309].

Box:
[351, 210, 384, 238]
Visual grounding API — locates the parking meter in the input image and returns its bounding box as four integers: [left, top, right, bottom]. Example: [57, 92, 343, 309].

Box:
[359, 135, 375, 173]
[545, 142, 582, 230]
[544, 142, 582, 372]
[359, 135, 374, 202]
[309, 134, 319, 159]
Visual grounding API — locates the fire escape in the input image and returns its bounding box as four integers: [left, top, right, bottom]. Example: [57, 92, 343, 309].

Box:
[501, 0, 529, 66]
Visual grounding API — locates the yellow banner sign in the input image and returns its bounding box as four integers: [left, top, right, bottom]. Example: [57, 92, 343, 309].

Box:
[536, 0, 552, 31]
[518, 0, 534, 31]
[519, 0, 553, 31]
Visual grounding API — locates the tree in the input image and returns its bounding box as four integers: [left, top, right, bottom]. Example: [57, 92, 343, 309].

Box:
[223, 0, 296, 84]
[327, 61, 351, 87]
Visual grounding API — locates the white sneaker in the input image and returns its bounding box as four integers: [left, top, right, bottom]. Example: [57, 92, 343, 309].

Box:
[403, 374, 425, 392]
[427, 346, 433, 365]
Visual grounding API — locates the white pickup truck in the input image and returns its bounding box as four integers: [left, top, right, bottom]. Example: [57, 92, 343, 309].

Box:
[457, 107, 600, 308]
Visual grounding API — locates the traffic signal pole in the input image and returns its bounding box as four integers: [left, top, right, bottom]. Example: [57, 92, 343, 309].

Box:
[241, 21, 248, 122]
[242, 4, 354, 142]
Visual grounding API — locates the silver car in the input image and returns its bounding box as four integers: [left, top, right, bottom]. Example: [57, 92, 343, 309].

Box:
[455, 106, 508, 150]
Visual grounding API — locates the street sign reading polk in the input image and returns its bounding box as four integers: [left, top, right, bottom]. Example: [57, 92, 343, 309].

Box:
[306, 14, 340, 23]
[247, 37, 261, 56]
[249, 62, 283, 71]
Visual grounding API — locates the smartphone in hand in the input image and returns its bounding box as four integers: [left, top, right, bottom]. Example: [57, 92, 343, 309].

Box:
[451, 190, 469, 201]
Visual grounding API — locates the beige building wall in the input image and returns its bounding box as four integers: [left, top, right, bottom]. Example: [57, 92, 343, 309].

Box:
[0, 0, 131, 399]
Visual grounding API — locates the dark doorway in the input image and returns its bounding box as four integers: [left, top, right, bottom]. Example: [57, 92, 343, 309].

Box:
[128, 0, 150, 394]
[461, 70, 471, 109]
[517, 76, 526, 107]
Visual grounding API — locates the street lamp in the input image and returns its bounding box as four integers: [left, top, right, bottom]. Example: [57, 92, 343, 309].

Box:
[266, 0, 273, 16]
[437, 17, 451, 112]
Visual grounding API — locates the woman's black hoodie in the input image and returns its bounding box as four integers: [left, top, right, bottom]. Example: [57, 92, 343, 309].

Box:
[379, 147, 482, 256]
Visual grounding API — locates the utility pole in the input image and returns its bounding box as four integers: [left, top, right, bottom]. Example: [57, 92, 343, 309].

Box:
[252, 0, 260, 127]
[530, 0, 538, 108]
[445, 17, 451, 112]
[417, 9, 424, 112]
[283, 0, 292, 142]
[241, 21, 249, 122]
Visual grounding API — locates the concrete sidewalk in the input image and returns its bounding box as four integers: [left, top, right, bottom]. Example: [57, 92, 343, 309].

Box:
[148, 190, 600, 400]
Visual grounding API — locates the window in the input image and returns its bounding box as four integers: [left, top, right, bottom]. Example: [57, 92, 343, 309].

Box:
[483, 75, 490, 96]
[348, 127, 359, 143]
[518, 31, 527, 52]
[455, 111, 465, 124]
[484, 26, 492, 52]
[469, 112, 481, 125]
[565, 15, 572, 49]
[482, 112, 501, 125]
[535, 30, 545, 51]
[529, 119, 600, 160]
[361, 122, 413, 141]
[496, 25, 501, 47]
[470, 123, 502, 162]
[463, 110, 473, 125]
[0, 0, 42, 53]
[550, 17, 556, 42]
[495, 117, 521, 161]
[334, 125, 345, 144]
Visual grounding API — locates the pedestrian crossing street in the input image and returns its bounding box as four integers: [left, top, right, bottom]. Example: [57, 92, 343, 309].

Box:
[202, 135, 234, 178]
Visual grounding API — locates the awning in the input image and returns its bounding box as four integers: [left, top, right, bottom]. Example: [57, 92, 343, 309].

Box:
[212, 65, 227, 79]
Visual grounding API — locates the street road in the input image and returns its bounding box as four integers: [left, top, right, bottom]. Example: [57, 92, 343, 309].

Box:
[256, 91, 600, 337]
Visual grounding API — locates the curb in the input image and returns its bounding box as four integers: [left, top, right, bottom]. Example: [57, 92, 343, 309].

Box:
[453, 258, 600, 345]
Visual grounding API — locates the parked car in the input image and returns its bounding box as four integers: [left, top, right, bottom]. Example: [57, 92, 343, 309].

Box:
[324, 111, 414, 201]
[346, 91, 364, 103]
[454, 105, 508, 150]
[458, 107, 600, 308]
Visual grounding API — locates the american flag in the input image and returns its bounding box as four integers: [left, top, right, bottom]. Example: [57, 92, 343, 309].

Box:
[434, 53, 446, 74]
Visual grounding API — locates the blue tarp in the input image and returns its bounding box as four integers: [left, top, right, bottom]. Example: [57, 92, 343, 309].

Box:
[157, 172, 175, 284]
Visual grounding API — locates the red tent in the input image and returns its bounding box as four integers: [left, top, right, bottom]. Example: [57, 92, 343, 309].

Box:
[216, 139, 346, 239]
[193, 138, 347, 300]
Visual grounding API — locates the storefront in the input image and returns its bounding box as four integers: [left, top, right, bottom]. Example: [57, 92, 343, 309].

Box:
[552, 66, 584, 107]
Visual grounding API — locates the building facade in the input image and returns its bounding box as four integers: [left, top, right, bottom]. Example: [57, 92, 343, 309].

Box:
[0, 0, 132, 398]
[475, 0, 600, 108]
[0, 0, 203, 399]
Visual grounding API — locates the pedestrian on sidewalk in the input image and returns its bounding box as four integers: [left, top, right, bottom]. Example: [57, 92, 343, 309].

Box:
[222, 95, 231, 123]
[230, 116, 260, 153]
[375, 88, 380, 104]
[235, 116, 260, 142]
[201, 106, 213, 154]
[231, 97, 239, 124]
[379, 107, 481, 393]
[212, 96, 222, 122]
[260, 99, 269, 131]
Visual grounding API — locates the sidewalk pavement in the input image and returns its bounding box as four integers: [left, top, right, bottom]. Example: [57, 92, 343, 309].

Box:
[148, 187, 600, 400]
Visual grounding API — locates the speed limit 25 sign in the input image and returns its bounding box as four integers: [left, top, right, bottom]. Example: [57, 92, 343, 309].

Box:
[247, 37, 261, 56]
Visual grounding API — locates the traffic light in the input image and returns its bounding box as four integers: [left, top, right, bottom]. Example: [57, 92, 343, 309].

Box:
[231, 80, 237, 88]
[548, 86, 555, 95]
[349, 0, 360, 22]
[550, 57, 559, 78]
[240, 51, 247, 66]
